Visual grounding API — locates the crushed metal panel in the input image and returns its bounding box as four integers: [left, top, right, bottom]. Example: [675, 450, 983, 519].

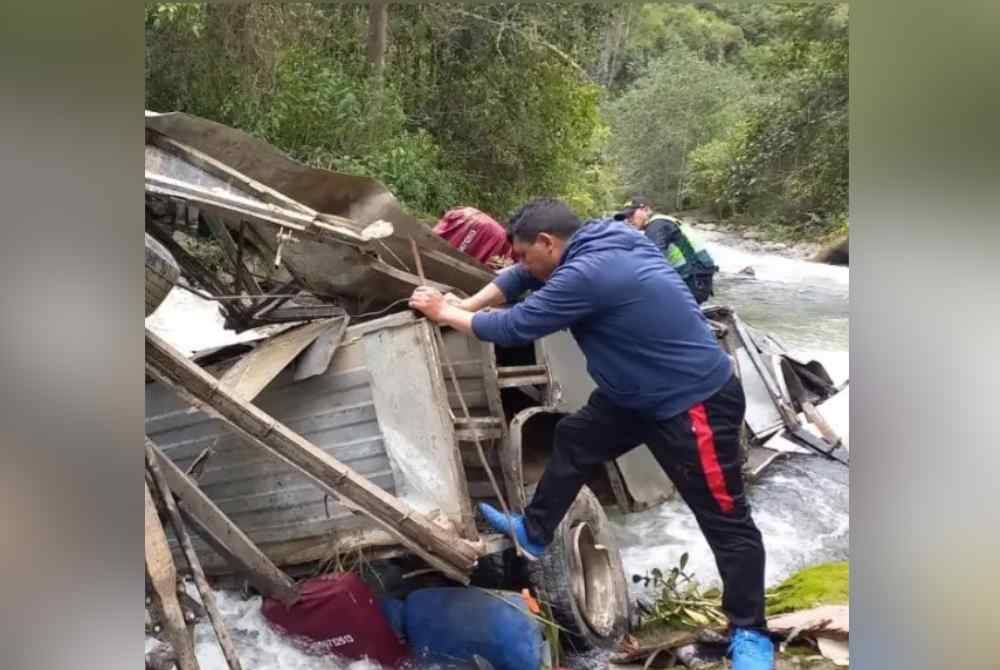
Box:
[362, 320, 469, 524]
[294, 316, 350, 382]
[145, 327, 395, 567]
[613, 446, 675, 511]
[539, 330, 675, 509]
[736, 346, 784, 437]
[146, 144, 261, 204]
[145, 112, 493, 295]
[820, 385, 849, 449]
[218, 319, 343, 402]
[538, 329, 592, 413]
[762, 385, 849, 455]
[761, 431, 813, 455]
[744, 446, 785, 478]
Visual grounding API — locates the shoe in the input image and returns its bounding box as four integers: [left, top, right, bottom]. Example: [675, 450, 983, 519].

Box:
[729, 627, 774, 670]
[478, 503, 546, 560]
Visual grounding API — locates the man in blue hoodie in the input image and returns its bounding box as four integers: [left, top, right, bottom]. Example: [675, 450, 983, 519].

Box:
[409, 198, 772, 669]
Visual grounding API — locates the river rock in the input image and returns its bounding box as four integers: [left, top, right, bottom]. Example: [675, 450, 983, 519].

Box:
[742, 230, 766, 240]
[738, 266, 756, 277]
[813, 234, 848, 265]
[144, 641, 176, 670]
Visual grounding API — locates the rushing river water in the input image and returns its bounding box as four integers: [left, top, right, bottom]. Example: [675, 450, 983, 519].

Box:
[146, 229, 848, 670]
[613, 229, 850, 602]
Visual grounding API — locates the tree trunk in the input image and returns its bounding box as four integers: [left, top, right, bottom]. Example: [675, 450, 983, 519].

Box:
[367, 0, 388, 79]
[597, 3, 638, 88]
[599, 4, 630, 88]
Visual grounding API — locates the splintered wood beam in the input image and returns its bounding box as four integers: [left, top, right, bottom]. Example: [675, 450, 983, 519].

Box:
[145, 328, 479, 582]
[146, 438, 299, 606]
[145, 482, 200, 670]
[147, 447, 244, 670]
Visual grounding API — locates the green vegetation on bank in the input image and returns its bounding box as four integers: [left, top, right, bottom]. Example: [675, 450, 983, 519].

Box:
[146, 3, 847, 239]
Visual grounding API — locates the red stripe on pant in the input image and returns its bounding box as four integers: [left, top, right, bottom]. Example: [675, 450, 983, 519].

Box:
[689, 403, 735, 514]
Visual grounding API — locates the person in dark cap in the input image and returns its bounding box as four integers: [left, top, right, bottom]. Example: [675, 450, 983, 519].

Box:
[615, 196, 719, 304]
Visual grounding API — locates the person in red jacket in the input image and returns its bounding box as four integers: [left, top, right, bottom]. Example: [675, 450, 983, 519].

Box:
[433, 207, 514, 269]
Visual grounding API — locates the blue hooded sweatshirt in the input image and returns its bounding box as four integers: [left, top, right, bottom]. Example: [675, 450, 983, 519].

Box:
[471, 218, 732, 420]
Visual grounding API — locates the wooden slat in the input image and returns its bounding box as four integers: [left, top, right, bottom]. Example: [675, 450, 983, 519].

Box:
[369, 259, 456, 295]
[497, 374, 550, 388]
[147, 448, 245, 670]
[145, 328, 479, 582]
[497, 365, 548, 376]
[455, 426, 504, 442]
[145, 482, 200, 670]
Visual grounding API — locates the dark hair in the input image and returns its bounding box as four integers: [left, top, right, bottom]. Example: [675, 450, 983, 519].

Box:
[506, 198, 582, 243]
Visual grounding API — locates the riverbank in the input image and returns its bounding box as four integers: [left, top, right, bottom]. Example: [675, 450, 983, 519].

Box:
[612, 562, 849, 669]
[673, 209, 845, 264]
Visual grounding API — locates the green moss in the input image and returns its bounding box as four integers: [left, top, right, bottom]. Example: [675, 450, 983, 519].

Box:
[766, 562, 849, 615]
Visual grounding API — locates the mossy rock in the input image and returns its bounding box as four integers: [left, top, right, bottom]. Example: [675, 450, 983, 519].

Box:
[766, 562, 849, 615]
[812, 232, 848, 265]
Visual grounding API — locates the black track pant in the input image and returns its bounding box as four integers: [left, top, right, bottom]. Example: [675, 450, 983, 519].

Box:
[523, 374, 766, 629]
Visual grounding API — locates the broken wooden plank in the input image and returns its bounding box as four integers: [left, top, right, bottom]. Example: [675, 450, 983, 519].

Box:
[260, 304, 347, 324]
[817, 637, 849, 666]
[145, 482, 200, 670]
[147, 438, 299, 606]
[147, 448, 244, 670]
[768, 604, 849, 641]
[497, 374, 550, 388]
[455, 425, 504, 442]
[802, 400, 841, 447]
[370, 258, 457, 295]
[293, 315, 350, 381]
[145, 328, 479, 581]
[217, 319, 339, 402]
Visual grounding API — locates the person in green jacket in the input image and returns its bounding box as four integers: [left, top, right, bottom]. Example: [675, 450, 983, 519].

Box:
[615, 196, 719, 304]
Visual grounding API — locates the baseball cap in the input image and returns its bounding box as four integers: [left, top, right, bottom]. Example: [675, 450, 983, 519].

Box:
[613, 195, 653, 220]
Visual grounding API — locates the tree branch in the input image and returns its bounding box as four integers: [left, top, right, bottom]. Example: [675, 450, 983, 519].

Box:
[446, 7, 591, 81]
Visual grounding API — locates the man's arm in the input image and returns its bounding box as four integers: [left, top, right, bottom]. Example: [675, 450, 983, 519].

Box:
[451, 263, 543, 312]
[411, 264, 596, 346]
[410, 288, 477, 335]
[469, 265, 597, 347]
[453, 283, 506, 312]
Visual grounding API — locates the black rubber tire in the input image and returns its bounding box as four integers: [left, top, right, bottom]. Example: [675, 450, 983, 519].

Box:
[527, 486, 630, 653]
[146, 232, 180, 317]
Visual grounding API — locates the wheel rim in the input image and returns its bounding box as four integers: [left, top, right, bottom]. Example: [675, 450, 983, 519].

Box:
[569, 522, 617, 638]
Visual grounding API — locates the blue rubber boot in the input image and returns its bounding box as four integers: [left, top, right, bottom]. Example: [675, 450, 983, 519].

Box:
[477, 502, 546, 560]
[729, 628, 775, 670]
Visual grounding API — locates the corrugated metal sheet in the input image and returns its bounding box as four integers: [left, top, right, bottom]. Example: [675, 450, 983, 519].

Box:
[146, 332, 396, 565]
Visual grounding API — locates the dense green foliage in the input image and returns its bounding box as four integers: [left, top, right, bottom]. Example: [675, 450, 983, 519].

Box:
[146, 3, 847, 237]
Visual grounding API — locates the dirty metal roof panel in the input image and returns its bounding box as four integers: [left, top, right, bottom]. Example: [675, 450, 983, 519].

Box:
[145, 340, 395, 553]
